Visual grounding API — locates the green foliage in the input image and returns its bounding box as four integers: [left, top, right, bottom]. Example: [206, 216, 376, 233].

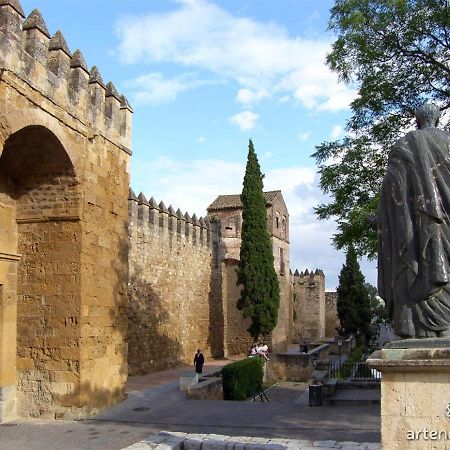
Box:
[313, 0, 450, 257]
[365, 282, 387, 323]
[222, 357, 264, 400]
[337, 245, 372, 339]
[346, 345, 364, 364]
[236, 140, 280, 341]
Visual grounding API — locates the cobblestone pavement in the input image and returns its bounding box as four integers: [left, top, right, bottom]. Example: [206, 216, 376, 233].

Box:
[122, 430, 381, 450]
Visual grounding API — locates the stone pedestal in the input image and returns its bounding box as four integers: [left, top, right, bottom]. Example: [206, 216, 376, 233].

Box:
[367, 339, 450, 449]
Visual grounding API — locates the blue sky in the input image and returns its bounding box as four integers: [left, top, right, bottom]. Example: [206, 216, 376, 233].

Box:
[20, 0, 377, 289]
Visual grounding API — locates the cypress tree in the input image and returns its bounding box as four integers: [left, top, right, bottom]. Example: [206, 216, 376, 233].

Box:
[236, 139, 280, 341]
[337, 245, 371, 340]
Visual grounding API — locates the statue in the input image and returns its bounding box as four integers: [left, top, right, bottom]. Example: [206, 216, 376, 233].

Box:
[377, 103, 450, 338]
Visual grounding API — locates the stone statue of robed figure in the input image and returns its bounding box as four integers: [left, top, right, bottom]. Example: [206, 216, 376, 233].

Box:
[378, 103, 450, 338]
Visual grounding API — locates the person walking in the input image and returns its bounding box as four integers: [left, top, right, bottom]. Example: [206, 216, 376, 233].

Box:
[193, 349, 204, 374]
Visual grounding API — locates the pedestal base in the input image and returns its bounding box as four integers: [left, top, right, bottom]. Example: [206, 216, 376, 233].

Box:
[368, 345, 450, 449]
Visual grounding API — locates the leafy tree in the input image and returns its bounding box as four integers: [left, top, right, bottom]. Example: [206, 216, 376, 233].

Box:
[365, 283, 387, 323]
[337, 245, 371, 339]
[313, 0, 450, 257]
[236, 140, 280, 341]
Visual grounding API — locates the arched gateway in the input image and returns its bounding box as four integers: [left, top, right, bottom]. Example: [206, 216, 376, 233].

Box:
[0, 2, 132, 421]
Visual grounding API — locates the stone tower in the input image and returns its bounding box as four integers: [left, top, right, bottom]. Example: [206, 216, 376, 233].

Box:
[292, 269, 326, 341]
[207, 190, 292, 355]
[0, 2, 132, 421]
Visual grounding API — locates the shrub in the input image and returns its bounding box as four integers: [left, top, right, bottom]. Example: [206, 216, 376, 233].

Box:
[222, 357, 264, 400]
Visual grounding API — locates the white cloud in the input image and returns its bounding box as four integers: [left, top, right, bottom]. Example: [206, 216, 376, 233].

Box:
[124, 72, 213, 105]
[330, 125, 344, 140]
[230, 111, 259, 131]
[197, 136, 207, 143]
[116, 0, 356, 111]
[298, 132, 310, 142]
[236, 88, 269, 108]
[131, 155, 376, 289]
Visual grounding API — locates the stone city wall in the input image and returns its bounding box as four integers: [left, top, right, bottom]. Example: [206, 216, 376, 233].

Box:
[0, 1, 131, 421]
[127, 192, 216, 374]
[325, 291, 340, 337]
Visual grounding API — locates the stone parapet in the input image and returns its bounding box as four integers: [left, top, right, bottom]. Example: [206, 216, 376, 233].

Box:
[128, 190, 213, 249]
[0, 2, 132, 153]
[368, 342, 450, 449]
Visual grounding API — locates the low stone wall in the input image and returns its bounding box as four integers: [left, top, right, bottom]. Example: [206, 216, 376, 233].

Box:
[186, 377, 223, 400]
[265, 344, 332, 382]
[265, 353, 312, 382]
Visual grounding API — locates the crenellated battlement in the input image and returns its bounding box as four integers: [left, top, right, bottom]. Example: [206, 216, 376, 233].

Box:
[128, 188, 213, 248]
[0, 1, 132, 152]
[292, 268, 325, 284]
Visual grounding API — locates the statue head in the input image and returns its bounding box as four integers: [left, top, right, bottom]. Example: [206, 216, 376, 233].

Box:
[415, 103, 440, 129]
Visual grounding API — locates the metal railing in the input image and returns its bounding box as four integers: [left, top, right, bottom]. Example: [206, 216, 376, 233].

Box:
[328, 362, 381, 382]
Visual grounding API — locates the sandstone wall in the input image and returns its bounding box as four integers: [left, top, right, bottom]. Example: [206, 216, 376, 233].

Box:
[127, 194, 216, 374]
[325, 291, 339, 337]
[292, 270, 325, 342]
[0, 2, 131, 421]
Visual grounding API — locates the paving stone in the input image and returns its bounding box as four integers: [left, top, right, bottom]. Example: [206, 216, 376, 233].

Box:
[286, 441, 313, 449]
[263, 445, 286, 450]
[302, 447, 337, 450]
[247, 437, 270, 444]
[232, 443, 246, 450]
[206, 434, 229, 441]
[123, 444, 157, 450]
[202, 438, 228, 449]
[244, 443, 269, 450]
[165, 431, 188, 438]
[121, 433, 381, 450]
[153, 441, 183, 450]
[313, 441, 337, 448]
[182, 438, 203, 450]
[187, 434, 208, 441]
[143, 434, 171, 444]
[267, 439, 291, 444]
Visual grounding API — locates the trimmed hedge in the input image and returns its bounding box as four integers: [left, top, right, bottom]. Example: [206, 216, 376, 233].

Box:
[222, 357, 264, 400]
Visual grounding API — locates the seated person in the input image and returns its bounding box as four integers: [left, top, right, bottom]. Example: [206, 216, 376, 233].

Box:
[256, 343, 270, 362]
[248, 344, 257, 357]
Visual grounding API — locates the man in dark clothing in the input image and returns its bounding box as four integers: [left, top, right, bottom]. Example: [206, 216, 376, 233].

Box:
[194, 349, 204, 374]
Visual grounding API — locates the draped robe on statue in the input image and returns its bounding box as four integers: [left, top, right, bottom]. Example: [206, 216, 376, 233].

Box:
[378, 127, 450, 337]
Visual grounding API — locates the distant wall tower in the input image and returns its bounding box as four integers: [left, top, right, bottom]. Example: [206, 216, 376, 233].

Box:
[292, 269, 325, 341]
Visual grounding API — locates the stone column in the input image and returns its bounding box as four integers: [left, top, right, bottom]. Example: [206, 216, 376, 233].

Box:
[0, 252, 20, 422]
[367, 340, 450, 450]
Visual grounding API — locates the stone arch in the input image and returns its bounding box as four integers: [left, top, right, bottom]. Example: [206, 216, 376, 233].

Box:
[0, 125, 82, 419]
[0, 109, 80, 170]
